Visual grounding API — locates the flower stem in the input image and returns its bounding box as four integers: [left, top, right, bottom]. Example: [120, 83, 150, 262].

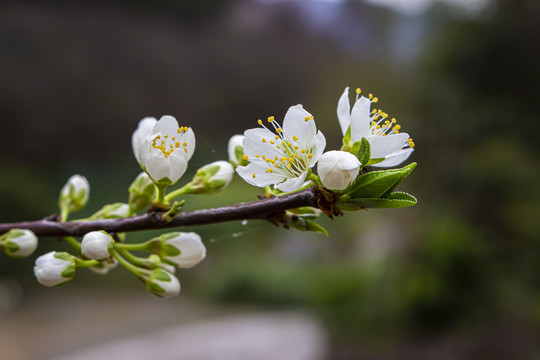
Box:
[114, 241, 151, 252]
[164, 184, 192, 202]
[111, 248, 149, 278]
[64, 236, 81, 252]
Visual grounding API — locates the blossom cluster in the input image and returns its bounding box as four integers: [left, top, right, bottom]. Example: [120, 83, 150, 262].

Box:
[1, 85, 416, 298]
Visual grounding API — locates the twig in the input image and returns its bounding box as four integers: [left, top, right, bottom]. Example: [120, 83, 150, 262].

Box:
[0, 190, 319, 238]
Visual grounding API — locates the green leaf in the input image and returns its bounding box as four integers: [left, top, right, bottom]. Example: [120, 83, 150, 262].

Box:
[305, 220, 329, 237]
[345, 192, 417, 209]
[344, 163, 416, 198]
[342, 125, 352, 148]
[356, 137, 371, 166]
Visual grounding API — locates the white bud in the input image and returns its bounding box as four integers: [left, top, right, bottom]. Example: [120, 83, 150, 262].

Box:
[317, 150, 361, 191]
[89, 258, 118, 275]
[191, 161, 234, 194]
[146, 269, 181, 298]
[154, 232, 206, 268]
[227, 134, 246, 166]
[2, 229, 38, 258]
[81, 231, 114, 260]
[59, 175, 90, 213]
[33, 251, 76, 287]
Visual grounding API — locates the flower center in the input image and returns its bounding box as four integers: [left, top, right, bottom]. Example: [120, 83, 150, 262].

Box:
[151, 126, 190, 158]
[246, 116, 315, 179]
[356, 88, 415, 149]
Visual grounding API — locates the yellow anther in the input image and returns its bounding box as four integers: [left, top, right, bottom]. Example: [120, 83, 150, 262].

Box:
[294, 146, 299, 150]
[255, 154, 260, 158]
[378, 110, 383, 115]
[156, 135, 161, 139]
[276, 128, 282, 134]
[356, 88, 361, 94]
[275, 135, 280, 140]
[169, 144, 173, 149]
[258, 119, 263, 125]
[393, 125, 401, 131]
[184, 148, 187, 153]
[262, 138, 266, 143]
[183, 142, 187, 147]
[293, 136, 299, 141]
[252, 173, 256, 178]
[242, 154, 249, 161]
[266, 168, 273, 173]
[172, 137, 175, 141]
[373, 97, 379, 103]
[392, 118, 396, 123]
[376, 125, 381, 129]
[382, 113, 388, 118]
[175, 142, 180, 148]
[301, 149, 306, 153]
[369, 93, 373, 100]
[276, 145, 280, 149]
[268, 116, 275, 122]
[308, 154, 313, 159]
[371, 110, 377, 114]
[394, 130, 400, 134]
[270, 141, 274, 144]
[373, 116, 379, 121]
[164, 134, 169, 138]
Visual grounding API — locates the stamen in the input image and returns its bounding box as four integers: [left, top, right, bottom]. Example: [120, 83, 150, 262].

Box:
[242, 155, 249, 161]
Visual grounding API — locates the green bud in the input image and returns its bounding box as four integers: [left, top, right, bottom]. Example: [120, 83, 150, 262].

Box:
[189, 161, 234, 195]
[58, 175, 90, 215]
[128, 172, 156, 213]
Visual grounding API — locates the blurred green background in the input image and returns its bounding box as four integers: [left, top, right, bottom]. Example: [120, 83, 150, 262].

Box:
[1, 0, 540, 359]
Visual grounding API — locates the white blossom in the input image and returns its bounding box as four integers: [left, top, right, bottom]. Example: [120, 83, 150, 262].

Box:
[227, 134, 246, 166]
[158, 232, 206, 268]
[146, 269, 181, 298]
[318, 151, 361, 191]
[2, 229, 38, 258]
[81, 231, 114, 260]
[337, 87, 414, 167]
[236, 105, 326, 192]
[132, 115, 196, 186]
[33, 251, 75, 287]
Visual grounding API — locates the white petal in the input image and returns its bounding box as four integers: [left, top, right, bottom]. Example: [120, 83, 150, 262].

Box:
[337, 87, 351, 135]
[227, 134, 244, 161]
[242, 128, 282, 158]
[350, 96, 372, 142]
[183, 127, 196, 161]
[144, 148, 173, 183]
[275, 171, 308, 192]
[282, 105, 317, 146]
[371, 148, 414, 168]
[236, 163, 286, 188]
[369, 133, 410, 159]
[167, 150, 189, 184]
[153, 115, 179, 134]
[308, 130, 327, 168]
[132, 117, 157, 163]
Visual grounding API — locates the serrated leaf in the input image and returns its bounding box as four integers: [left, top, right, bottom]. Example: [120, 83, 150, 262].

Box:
[356, 137, 371, 166]
[344, 162, 416, 198]
[345, 192, 417, 209]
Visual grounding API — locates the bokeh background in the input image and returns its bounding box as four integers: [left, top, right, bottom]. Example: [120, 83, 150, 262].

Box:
[1, 0, 540, 359]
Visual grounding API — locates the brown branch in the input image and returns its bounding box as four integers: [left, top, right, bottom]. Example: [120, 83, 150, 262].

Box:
[0, 190, 319, 238]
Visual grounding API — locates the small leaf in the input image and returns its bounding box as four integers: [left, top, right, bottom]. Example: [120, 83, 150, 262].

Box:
[344, 162, 416, 198]
[305, 220, 329, 236]
[356, 137, 371, 166]
[342, 125, 352, 148]
[345, 191, 417, 209]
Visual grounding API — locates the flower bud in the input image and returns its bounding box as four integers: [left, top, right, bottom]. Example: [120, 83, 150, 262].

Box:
[59, 175, 90, 214]
[90, 203, 130, 220]
[81, 231, 114, 260]
[151, 232, 206, 268]
[190, 161, 234, 194]
[1, 229, 38, 258]
[89, 258, 118, 275]
[128, 172, 156, 213]
[33, 251, 76, 287]
[228, 134, 248, 167]
[145, 268, 180, 298]
[317, 150, 361, 191]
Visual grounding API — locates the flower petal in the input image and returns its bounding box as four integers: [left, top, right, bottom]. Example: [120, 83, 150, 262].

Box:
[153, 115, 179, 135]
[242, 128, 282, 158]
[183, 127, 196, 161]
[371, 148, 414, 168]
[236, 163, 286, 188]
[144, 148, 173, 183]
[282, 105, 316, 146]
[132, 117, 157, 163]
[369, 133, 410, 159]
[167, 150, 189, 184]
[337, 87, 351, 135]
[308, 130, 326, 168]
[350, 96, 372, 142]
[275, 170, 308, 192]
